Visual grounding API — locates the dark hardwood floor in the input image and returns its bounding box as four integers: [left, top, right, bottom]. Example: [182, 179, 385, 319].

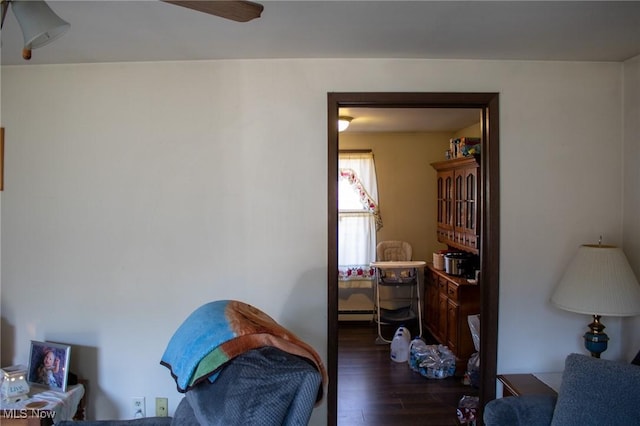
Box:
[337, 321, 478, 426]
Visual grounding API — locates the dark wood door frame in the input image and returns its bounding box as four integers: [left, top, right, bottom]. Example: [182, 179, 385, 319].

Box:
[327, 92, 500, 425]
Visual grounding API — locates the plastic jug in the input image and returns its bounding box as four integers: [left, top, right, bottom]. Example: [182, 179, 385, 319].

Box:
[390, 326, 411, 363]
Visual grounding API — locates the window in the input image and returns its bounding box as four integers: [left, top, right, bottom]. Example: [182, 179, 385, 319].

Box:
[338, 152, 382, 281]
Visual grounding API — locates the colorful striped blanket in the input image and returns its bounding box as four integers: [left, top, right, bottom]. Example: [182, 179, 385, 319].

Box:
[160, 300, 327, 403]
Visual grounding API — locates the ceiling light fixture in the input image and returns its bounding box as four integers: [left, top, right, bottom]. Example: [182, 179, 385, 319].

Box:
[338, 116, 353, 132]
[1, 0, 70, 60]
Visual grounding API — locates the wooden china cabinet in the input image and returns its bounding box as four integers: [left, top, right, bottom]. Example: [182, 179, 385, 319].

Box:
[431, 156, 480, 255]
[424, 265, 480, 373]
[426, 155, 481, 373]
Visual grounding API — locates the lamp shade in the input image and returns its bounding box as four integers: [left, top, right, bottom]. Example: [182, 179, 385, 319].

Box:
[11, 0, 70, 50]
[551, 244, 640, 317]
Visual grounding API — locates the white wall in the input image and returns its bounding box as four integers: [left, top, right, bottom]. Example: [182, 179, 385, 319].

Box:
[623, 54, 640, 360]
[0, 58, 629, 421]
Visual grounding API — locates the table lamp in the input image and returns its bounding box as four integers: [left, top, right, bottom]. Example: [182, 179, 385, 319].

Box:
[551, 243, 640, 357]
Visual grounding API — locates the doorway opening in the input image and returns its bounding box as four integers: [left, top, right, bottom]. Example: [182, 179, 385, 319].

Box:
[327, 92, 500, 426]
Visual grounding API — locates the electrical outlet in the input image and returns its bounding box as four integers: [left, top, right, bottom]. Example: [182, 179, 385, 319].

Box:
[132, 397, 145, 418]
[155, 397, 168, 417]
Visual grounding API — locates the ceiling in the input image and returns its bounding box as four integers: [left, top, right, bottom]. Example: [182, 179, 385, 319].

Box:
[1, 1, 639, 66]
[1, 1, 638, 132]
[340, 108, 481, 133]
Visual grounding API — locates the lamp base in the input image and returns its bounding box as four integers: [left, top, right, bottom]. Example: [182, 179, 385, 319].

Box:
[583, 315, 609, 358]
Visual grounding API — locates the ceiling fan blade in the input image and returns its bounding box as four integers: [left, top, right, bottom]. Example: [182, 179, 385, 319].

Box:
[1, 0, 9, 29]
[162, 1, 263, 22]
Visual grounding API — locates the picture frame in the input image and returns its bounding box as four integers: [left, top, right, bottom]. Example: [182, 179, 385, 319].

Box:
[27, 341, 71, 392]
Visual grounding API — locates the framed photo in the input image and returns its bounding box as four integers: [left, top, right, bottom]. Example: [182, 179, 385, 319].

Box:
[27, 341, 71, 392]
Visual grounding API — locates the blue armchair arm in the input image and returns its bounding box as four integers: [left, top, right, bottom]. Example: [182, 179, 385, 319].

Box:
[483, 394, 557, 426]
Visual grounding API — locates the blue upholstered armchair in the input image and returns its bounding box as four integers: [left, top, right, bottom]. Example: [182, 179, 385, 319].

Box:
[59, 347, 322, 426]
[483, 353, 640, 426]
[59, 300, 325, 426]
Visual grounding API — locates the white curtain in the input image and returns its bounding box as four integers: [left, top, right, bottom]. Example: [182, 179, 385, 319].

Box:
[338, 152, 382, 282]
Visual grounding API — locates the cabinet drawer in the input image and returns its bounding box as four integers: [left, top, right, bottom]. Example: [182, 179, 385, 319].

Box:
[447, 282, 459, 300]
[438, 277, 448, 293]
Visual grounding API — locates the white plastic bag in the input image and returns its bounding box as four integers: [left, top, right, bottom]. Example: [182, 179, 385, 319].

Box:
[409, 339, 456, 379]
[468, 314, 480, 351]
[466, 315, 481, 387]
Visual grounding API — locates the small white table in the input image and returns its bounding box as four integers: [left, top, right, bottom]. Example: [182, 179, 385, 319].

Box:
[0, 384, 85, 424]
[371, 260, 426, 343]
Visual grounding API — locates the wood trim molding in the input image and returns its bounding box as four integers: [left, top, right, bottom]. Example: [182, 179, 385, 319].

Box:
[1, 127, 4, 191]
[327, 92, 500, 426]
